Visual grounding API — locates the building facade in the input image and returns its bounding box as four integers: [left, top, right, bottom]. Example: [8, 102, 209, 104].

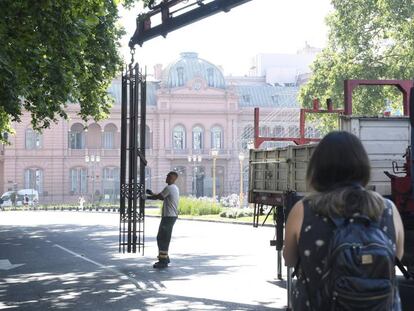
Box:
[0, 52, 316, 204]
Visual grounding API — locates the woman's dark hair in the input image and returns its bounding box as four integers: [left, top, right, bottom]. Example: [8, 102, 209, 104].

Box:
[307, 131, 384, 220]
[307, 131, 370, 191]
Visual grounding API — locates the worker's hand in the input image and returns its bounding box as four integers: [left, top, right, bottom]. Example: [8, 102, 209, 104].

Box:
[146, 189, 154, 195]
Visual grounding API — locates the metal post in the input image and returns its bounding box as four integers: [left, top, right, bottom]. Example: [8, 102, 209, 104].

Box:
[276, 205, 284, 280]
[287, 267, 293, 311]
[240, 160, 243, 206]
[92, 162, 95, 207]
[238, 152, 245, 207]
[212, 157, 216, 200]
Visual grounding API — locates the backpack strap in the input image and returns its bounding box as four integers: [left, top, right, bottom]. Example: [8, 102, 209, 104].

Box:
[329, 216, 346, 227]
[395, 257, 413, 280]
[329, 214, 374, 228]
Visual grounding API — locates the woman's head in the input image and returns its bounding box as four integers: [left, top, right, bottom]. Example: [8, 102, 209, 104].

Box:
[307, 131, 370, 192]
[307, 131, 384, 220]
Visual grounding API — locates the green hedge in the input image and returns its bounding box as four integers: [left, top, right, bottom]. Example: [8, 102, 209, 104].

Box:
[178, 197, 222, 216]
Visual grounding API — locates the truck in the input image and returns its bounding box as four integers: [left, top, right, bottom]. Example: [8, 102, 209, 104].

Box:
[248, 79, 414, 310]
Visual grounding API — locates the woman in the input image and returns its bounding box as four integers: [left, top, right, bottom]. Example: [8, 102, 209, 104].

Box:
[283, 131, 404, 310]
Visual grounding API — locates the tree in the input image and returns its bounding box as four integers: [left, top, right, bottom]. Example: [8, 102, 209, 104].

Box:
[0, 0, 152, 141]
[299, 0, 414, 131]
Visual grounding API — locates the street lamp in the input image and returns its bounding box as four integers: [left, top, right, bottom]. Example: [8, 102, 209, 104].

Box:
[188, 154, 202, 196]
[238, 152, 245, 207]
[211, 149, 218, 201]
[85, 154, 100, 207]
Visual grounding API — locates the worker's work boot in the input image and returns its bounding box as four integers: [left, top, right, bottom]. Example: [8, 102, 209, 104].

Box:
[153, 258, 168, 269]
[157, 255, 170, 263]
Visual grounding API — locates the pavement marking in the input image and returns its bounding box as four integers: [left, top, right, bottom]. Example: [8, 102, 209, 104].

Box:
[53, 244, 143, 290]
[0, 259, 25, 270]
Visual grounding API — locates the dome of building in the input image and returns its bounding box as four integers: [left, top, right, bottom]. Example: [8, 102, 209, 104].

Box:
[164, 52, 226, 89]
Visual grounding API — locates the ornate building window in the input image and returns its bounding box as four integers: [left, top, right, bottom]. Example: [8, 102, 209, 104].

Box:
[271, 95, 280, 104]
[192, 126, 203, 150]
[103, 124, 117, 149]
[69, 123, 85, 149]
[274, 125, 284, 137]
[288, 125, 299, 137]
[211, 126, 223, 149]
[102, 167, 120, 202]
[259, 126, 270, 137]
[173, 125, 186, 150]
[70, 167, 87, 195]
[24, 168, 43, 194]
[207, 68, 214, 87]
[25, 128, 43, 149]
[241, 124, 253, 150]
[177, 67, 184, 86]
[242, 95, 251, 103]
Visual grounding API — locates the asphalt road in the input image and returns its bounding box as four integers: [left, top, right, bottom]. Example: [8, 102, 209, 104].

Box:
[0, 211, 287, 310]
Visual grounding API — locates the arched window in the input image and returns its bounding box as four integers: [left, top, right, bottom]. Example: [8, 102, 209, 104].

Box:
[273, 126, 284, 137]
[173, 125, 186, 150]
[70, 167, 87, 195]
[24, 168, 43, 194]
[211, 126, 223, 149]
[207, 68, 214, 87]
[177, 67, 184, 86]
[25, 128, 43, 149]
[192, 126, 203, 150]
[241, 125, 254, 150]
[103, 124, 117, 149]
[69, 123, 85, 149]
[259, 126, 270, 137]
[102, 167, 120, 202]
[86, 123, 102, 149]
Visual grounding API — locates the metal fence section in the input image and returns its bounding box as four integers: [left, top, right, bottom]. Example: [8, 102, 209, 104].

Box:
[119, 63, 147, 254]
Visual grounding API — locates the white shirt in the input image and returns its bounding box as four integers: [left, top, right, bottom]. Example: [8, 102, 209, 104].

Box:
[160, 184, 179, 217]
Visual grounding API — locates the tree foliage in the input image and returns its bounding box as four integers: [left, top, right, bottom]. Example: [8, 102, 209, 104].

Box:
[299, 0, 414, 131]
[0, 0, 152, 141]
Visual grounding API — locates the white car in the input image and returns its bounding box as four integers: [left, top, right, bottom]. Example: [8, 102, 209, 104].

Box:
[0, 189, 39, 207]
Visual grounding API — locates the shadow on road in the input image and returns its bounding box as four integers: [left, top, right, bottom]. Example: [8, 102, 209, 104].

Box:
[0, 223, 284, 310]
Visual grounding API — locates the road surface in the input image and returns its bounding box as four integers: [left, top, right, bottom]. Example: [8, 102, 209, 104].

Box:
[0, 211, 287, 310]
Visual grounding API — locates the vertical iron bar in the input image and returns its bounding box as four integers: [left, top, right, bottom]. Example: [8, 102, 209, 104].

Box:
[120, 68, 128, 253]
[127, 65, 135, 253]
[132, 64, 139, 253]
[139, 74, 147, 254]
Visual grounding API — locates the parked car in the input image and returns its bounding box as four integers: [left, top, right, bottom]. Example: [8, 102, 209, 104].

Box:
[0, 189, 39, 207]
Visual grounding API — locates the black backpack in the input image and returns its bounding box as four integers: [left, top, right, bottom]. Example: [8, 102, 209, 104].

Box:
[310, 214, 399, 311]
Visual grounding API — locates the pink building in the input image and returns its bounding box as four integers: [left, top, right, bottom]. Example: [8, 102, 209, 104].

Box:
[0, 52, 311, 204]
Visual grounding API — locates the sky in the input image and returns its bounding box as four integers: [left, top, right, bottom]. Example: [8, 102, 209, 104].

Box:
[119, 0, 332, 76]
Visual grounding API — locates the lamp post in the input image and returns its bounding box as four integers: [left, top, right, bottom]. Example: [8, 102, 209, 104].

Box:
[211, 149, 218, 201]
[85, 154, 100, 207]
[188, 154, 202, 196]
[238, 152, 245, 207]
